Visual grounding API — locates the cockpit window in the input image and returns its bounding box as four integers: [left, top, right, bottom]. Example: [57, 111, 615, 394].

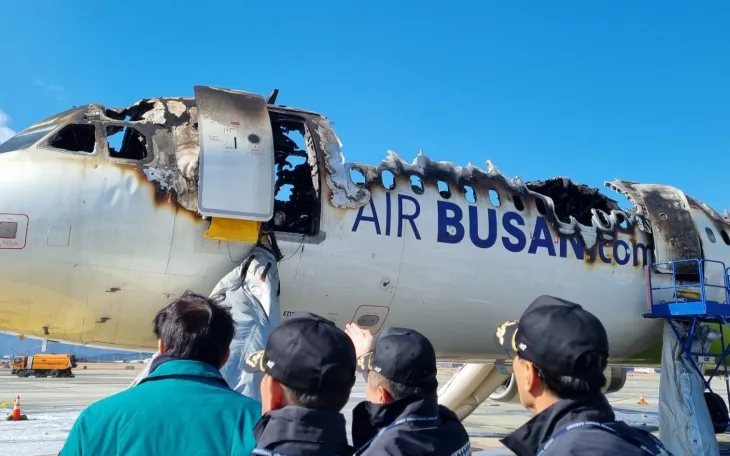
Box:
[0, 125, 56, 154]
[49, 124, 97, 153]
[105, 125, 149, 160]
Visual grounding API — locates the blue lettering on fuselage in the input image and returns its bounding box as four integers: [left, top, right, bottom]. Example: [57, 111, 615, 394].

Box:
[351, 195, 649, 267]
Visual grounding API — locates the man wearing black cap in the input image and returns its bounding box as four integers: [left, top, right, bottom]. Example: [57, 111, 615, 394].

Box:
[243, 312, 358, 456]
[346, 323, 470, 456]
[494, 295, 672, 456]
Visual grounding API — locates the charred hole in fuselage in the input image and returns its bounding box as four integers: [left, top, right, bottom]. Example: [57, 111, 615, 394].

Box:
[596, 210, 610, 227]
[349, 166, 366, 185]
[513, 194, 524, 211]
[463, 185, 477, 204]
[49, 124, 97, 153]
[489, 189, 501, 207]
[721, 230, 730, 246]
[270, 116, 320, 236]
[438, 180, 451, 199]
[616, 213, 630, 230]
[410, 175, 424, 194]
[381, 169, 396, 190]
[526, 177, 620, 225]
[105, 125, 149, 160]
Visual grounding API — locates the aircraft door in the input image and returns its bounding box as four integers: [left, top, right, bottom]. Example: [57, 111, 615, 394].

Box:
[608, 181, 703, 276]
[194, 85, 275, 221]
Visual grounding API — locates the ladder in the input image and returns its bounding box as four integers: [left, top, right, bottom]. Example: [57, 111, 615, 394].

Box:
[642, 258, 730, 444]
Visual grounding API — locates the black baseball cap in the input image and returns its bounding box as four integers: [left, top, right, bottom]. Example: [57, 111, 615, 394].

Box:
[356, 327, 438, 391]
[493, 295, 609, 377]
[243, 312, 357, 393]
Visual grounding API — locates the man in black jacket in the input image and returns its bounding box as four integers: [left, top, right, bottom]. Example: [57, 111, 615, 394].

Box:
[345, 324, 471, 456]
[243, 312, 358, 456]
[494, 295, 673, 456]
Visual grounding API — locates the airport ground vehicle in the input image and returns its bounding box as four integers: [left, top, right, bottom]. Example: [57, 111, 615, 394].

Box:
[11, 354, 77, 378]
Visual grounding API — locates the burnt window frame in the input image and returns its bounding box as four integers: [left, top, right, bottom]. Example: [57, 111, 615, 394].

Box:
[267, 110, 323, 239]
[39, 120, 101, 157]
[102, 121, 155, 165]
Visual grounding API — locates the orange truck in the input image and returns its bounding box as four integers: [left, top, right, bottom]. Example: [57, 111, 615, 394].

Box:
[11, 354, 77, 378]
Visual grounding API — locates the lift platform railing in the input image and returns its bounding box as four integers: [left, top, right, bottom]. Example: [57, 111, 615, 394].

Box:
[645, 258, 730, 318]
[643, 258, 730, 441]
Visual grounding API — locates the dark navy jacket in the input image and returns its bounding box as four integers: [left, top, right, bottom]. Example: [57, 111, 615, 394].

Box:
[252, 405, 355, 456]
[500, 395, 672, 456]
[351, 393, 471, 456]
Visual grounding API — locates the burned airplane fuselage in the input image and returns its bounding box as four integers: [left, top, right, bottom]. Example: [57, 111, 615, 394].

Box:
[0, 89, 728, 364]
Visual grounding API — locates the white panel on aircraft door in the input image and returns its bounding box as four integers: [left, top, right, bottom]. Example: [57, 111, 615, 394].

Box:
[195, 86, 275, 221]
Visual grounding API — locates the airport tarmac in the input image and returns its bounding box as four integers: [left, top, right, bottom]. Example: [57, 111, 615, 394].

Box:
[1, 367, 730, 455]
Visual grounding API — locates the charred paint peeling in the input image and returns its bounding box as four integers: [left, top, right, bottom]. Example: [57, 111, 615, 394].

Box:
[686, 194, 730, 235]
[38, 98, 203, 215]
[33, 90, 725, 260]
[607, 180, 702, 275]
[319, 138, 643, 250]
[35, 95, 324, 236]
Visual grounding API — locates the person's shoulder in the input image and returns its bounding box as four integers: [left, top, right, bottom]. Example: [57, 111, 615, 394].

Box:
[218, 386, 262, 413]
[81, 386, 140, 416]
[545, 425, 652, 455]
[69, 388, 135, 426]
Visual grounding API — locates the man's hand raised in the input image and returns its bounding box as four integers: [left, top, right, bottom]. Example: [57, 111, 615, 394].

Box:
[345, 322, 374, 359]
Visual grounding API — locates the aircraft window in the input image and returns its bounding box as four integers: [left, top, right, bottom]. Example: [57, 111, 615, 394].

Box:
[489, 189, 501, 207]
[105, 125, 148, 160]
[616, 212, 629, 230]
[270, 118, 319, 235]
[595, 210, 610, 227]
[722, 230, 730, 246]
[410, 175, 424, 194]
[381, 169, 396, 190]
[0, 126, 56, 154]
[349, 166, 366, 185]
[513, 194, 524, 211]
[0, 221, 18, 239]
[437, 180, 451, 199]
[706, 227, 717, 243]
[49, 124, 96, 153]
[463, 185, 477, 204]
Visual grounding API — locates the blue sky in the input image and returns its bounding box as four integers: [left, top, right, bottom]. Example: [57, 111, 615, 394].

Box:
[0, 2, 728, 210]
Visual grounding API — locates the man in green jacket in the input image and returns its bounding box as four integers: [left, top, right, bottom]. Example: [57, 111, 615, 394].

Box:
[60, 291, 262, 456]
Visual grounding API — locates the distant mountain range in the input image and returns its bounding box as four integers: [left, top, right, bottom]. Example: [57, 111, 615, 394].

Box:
[0, 333, 153, 361]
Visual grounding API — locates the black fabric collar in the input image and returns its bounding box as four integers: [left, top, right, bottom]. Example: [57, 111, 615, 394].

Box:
[500, 394, 616, 456]
[351, 393, 440, 448]
[253, 405, 352, 451]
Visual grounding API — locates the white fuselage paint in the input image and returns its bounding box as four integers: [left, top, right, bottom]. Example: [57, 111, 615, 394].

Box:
[0, 125, 726, 365]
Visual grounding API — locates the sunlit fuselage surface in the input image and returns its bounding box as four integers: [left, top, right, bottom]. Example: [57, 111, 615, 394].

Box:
[1, 88, 729, 366]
